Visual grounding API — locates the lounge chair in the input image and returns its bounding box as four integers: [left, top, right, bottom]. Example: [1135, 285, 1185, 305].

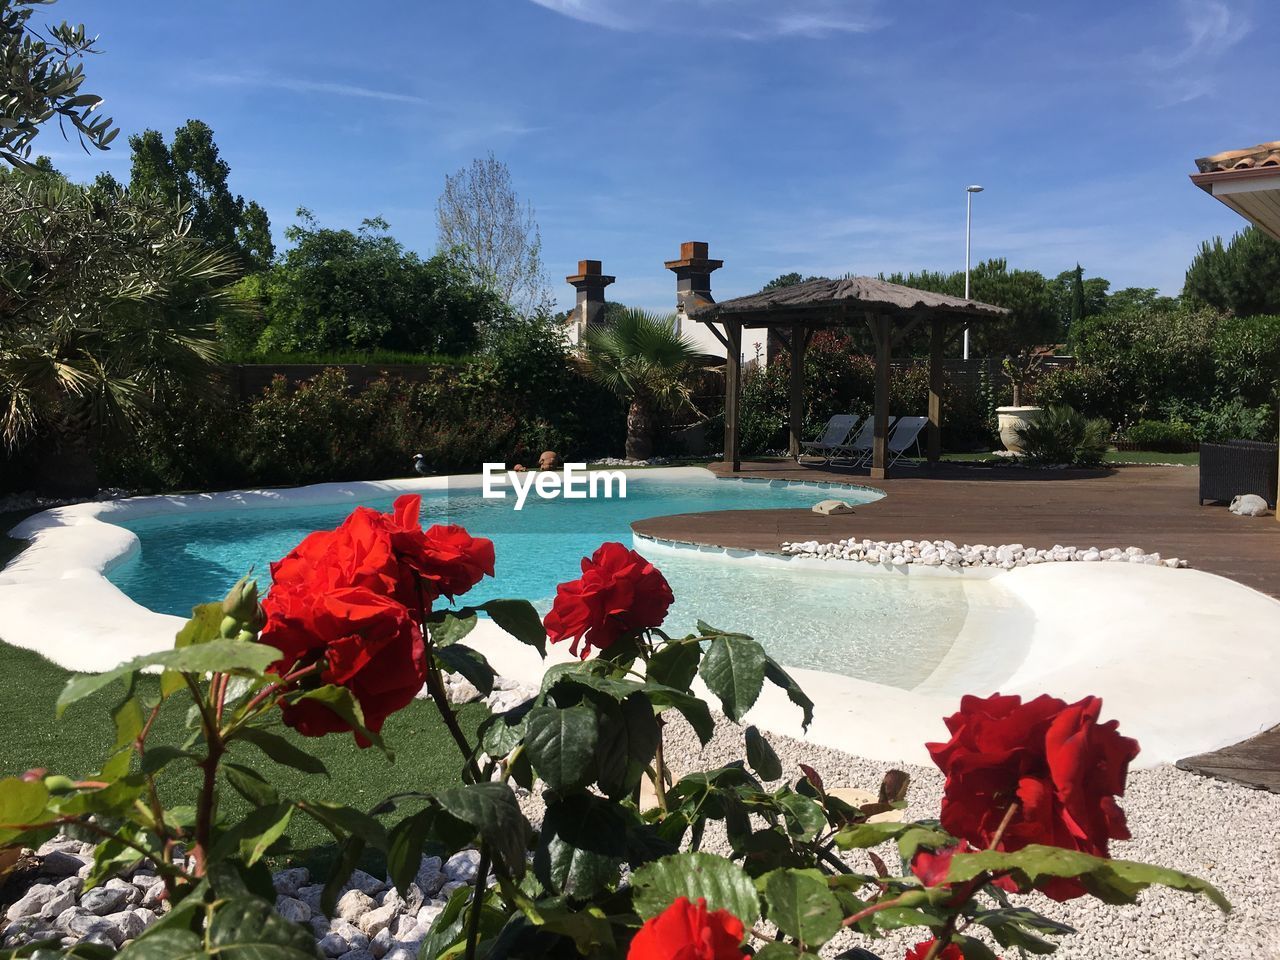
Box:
[799, 414, 860, 462]
[832, 417, 889, 466]
[884, 416, 928, 467]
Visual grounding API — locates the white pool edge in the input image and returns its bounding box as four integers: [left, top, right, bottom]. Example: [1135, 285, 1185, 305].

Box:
[3, 470, 1278, 769]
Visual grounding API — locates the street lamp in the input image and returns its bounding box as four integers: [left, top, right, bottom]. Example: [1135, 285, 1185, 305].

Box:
[963, 184, 984, 361]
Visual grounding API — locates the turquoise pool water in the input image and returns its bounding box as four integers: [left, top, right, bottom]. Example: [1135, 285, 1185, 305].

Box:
[105, 474, 980, 688]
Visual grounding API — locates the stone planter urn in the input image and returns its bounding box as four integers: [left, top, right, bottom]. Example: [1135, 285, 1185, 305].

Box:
[996, 406, 1044, 455]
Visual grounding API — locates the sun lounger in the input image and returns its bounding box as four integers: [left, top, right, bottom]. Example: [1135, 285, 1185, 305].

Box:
[799, 414, 860, 461]
[832, 417, 889, 465]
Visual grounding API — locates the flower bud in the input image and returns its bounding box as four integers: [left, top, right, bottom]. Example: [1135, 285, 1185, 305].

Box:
[221, 577, 265, 630]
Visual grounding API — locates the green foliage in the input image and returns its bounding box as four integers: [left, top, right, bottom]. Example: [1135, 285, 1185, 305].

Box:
[1162, 396, 1276, 443]
[0, 177, 242, 453]
[1122, 419, 1197, 452]
[1015, 405, 1111, 466]
[762, 273, 823, 292]
[0, 0, 118, 168]
[1031, 366, 1118, 423]
[248, 209, 502, 357]
[1184, 226, 1280, 317]
[128, 121, 273, 272]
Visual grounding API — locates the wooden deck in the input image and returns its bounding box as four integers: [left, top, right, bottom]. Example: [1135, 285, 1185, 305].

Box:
[633, 460, 1280, 791]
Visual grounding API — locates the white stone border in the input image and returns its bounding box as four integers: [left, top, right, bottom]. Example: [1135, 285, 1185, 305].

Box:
[3, 469, 1279, 769]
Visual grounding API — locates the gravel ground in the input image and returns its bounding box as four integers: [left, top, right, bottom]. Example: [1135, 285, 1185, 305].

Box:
[656, 714, 1280, 960]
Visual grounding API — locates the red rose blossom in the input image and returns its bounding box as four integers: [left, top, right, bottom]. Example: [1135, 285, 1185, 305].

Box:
[910, 840, 973, 888]
[926, 693, 1139, 901]
[627, 897, 746, 960]
[261, 586, 426, 745]
[268, 495, 494, 612]
[905, 939, 966, 960]
[543, 542, 674, 658]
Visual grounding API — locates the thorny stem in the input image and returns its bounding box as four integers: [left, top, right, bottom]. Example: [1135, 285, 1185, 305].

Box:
[415, 576, 482, 784]
[135, 702, 177, 897]
[185, 674, 223, 878]
[234, 662, 324, 724]
[651, 719, 669, 813]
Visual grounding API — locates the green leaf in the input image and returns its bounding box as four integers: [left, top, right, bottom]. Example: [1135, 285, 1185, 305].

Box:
[763, 655, 814, 731]
[478, 704, 531, 760]
[293, 686, 390, 757]
[430, 611, 477, 646]
[417, 884, 472, 960]
[235, 727, 328, 776]
[140, 746, 196, 775]
[163, 602, 226, 697]
[434, 782, 530, 878]
[594, 694, 661, 800]
[835, 822, 949, 861]
[973, 906, 1072, 955]
[387, 810, 434, 896]
[433, 643, 495, 696]
[699, 635, 767, 722]
[647, 639, 701, 691]
[84, 835, 144, 892]
[298, 801, 388, 849]
[745, 726, 782, 781]
[762, 868, 843, 947]
[0, 778, 52, 845]
[58, 641, 278, 717]
[224, 764, 280, 807]
[947, 845, 1231, 912]
[322, 836, 365, 918]
[240, 803, 294, 867]
[524, 704, 598, 792]
[631, 852, 761, 927]
[480, 599, 547, 655]
[774, 790, 828, 842]
[533, 794, 629, 898]
[645, 685, 715, 745]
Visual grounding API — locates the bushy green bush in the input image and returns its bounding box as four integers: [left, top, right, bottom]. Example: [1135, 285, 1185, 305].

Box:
[1122, 419, 1197, 452]
[101, 358, 625, 492]
[1162, 397, 1277, 443]
[1030, 366, 1119, 423]
[1015, 404, 1111, 466]
[1210, 314, 1280, 407]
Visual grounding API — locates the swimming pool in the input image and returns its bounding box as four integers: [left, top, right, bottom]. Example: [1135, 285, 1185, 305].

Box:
[101, 471, 1015, 689]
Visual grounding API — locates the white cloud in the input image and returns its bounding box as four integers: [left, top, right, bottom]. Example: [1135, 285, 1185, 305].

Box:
[528, 0, 884, 39]
[1142, 0, 1251, 104]
[205, 72, 432, 105]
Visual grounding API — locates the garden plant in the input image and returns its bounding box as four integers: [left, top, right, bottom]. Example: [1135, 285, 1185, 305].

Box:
[0, 496, 1229, 959]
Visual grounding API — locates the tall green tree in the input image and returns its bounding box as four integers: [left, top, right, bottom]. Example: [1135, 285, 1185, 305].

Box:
[129, 120, 274, 271]
[0, 178, 245, 489]
[584, 308, 700, 460]
[247, 209, 505, 357]
[1183, 226, 1280, 316]
[761, 272, 823, 292]
[0, 0, 117, 167]
[884, 259, 1056, 356]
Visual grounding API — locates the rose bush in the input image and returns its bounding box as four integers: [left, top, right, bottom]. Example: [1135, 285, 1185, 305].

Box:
[0, 496, 1229, 960]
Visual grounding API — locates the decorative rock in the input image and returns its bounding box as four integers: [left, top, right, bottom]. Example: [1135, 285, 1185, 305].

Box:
[384, 948, 418, 960]
[443, 850, 481, 883]
[391, 916, 420, 941]
[138, 877, 166, 910]
[342, 870, 387, 897]
[336, 950, 376, 960]
[276, 896, 312, 925]
[273, 867, 311, 896]
[311, 916, 332, 938]
[318, 933, 352, 957]
[1, 917, 53, 948]
[38, 891, 76, 921]
[102, 909, 146, 942]
[781, 538, 1189, 572]
[330, 919, 369, 950]
[446, 678, 480, 704]
[335, 890, 376, 924]
[368, 926, 395, 957]
[105, 877, 141, 906]
[131, 908, 157, 929]
[6, 884, 57, 922]
[295, 884, 326, 914]
[357, 902, 399, 938]
[812, 499, 855, 516]
[38, 850, 87, 878]
[80, 885, 129, 917]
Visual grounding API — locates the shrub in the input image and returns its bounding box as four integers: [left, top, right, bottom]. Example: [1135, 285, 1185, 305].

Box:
[1162, 396, 1277, 443]
[1033, 365, 1123, 424]
[1122, 419, 1197, 452]
[1016, 404, 1111, 466]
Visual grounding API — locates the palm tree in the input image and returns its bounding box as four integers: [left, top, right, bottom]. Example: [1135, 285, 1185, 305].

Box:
[583, 308, 701, 460]
[1, 177, 248, 491]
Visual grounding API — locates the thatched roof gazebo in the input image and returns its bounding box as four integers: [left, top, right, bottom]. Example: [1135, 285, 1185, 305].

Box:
[689, 276, 1010, 478]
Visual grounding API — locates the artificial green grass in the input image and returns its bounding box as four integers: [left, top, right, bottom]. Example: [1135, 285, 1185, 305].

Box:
[0, 640, 485, 871]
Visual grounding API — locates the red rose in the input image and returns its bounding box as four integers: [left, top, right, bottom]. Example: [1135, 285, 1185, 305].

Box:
[543, 542, 674, 658]
[261, 586, 426, 745]
[269, 495, 494, 612]
[926, 693, 1139, 901]
[905, 939, 966, 960]
[628, 897, 746, 960]
[910, 841, 972, 888]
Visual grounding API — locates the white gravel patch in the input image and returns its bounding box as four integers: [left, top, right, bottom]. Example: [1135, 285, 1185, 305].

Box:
[658, 714, 1280, 960]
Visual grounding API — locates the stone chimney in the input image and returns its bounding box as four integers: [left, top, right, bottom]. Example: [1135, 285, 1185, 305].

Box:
[664, 241, 723, 316]
[565, 259, 615, 344]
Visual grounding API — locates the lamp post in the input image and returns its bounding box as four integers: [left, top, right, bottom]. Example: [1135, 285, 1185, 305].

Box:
[963, 184, 984, 361]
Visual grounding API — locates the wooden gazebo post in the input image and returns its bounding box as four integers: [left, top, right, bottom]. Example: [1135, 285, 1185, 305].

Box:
[927, 318, 945, 466]
[724, 320, 743, 472]
[788, 326, 806, 458]
[870, 313, 891, 479]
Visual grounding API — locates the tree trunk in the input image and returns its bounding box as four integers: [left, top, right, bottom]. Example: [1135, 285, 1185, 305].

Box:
[625, 397, 654, 461]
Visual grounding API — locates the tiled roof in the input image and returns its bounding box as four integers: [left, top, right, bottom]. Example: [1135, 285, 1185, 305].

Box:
[1195, 142, 1280, 173]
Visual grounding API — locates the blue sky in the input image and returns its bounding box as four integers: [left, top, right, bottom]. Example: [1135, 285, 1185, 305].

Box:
[39, 0, 1277, 312]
